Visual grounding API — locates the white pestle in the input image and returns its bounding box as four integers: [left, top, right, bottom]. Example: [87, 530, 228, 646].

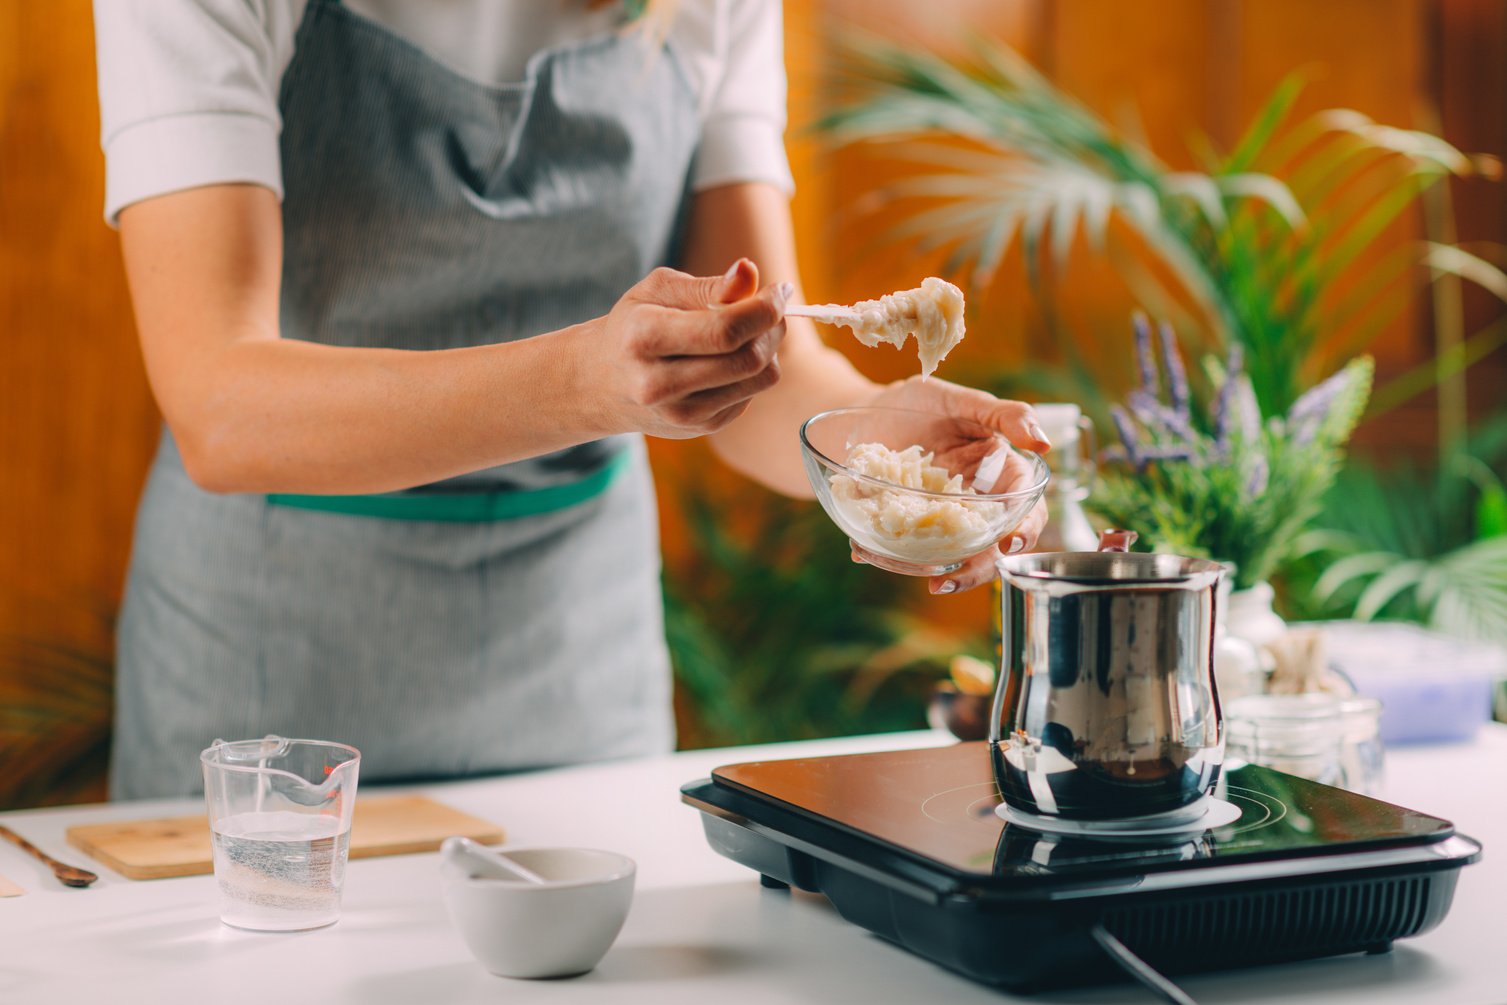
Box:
[440, 835, 549, 885]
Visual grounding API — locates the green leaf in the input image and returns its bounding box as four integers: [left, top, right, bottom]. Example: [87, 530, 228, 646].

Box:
[1369, 316, 1507, 418]
[1353, 559, 1429, 620]
[1223, 72, 1307, 174]
[1217, 173, 1307, 230]
[1476, 486, 1507, 539]
[1312, 552, 1397, 602]
[1164, 172, 1227, 229]
[1424, 243, 1507, 302]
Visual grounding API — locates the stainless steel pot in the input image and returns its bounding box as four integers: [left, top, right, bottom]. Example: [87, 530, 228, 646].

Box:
[990, 531, 1227, 820]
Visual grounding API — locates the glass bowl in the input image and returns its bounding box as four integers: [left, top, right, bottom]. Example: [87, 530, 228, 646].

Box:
[799, 406, 1049, 576]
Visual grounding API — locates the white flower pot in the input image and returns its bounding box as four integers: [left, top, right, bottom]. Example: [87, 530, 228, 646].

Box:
[1226, 580, 1287, 652]
[1214, 572, 1264, 701]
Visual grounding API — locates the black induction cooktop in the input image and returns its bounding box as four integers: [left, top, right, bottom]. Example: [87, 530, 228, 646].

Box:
[681, 743, 1481, 994]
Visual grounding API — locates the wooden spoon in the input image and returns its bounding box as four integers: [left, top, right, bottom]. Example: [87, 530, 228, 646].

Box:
[0, 824, 98, 887]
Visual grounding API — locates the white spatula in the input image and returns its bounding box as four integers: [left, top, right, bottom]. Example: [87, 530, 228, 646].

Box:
[784, 303, 861, 325]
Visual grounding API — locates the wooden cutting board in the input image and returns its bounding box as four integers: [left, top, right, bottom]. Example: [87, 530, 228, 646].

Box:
[65, 794, 504, 880]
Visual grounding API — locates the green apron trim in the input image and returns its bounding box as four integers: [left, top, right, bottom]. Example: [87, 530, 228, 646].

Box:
[268, 449, 630, 522]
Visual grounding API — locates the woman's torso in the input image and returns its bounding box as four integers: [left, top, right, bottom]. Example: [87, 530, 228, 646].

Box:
[109, 0, 714, 798]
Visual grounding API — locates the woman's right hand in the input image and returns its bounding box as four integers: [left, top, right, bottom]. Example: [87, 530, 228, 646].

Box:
[581, 258, 789, 439]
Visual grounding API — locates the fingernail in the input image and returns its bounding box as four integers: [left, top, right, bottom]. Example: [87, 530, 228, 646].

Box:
[722, 260, 742, 284]
[935, 580, 958, 594]
[1027, 423, 1051, 449]
[1007, 537, 1027, 554]
[774, 281, 794, 310]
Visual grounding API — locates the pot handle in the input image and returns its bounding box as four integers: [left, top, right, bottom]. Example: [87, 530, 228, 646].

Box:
[1097, 528, 1138, 553]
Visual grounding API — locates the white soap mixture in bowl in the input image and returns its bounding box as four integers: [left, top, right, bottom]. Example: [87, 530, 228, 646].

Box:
[830, 444, 1005, 563]
[800, 408, 1049, 576]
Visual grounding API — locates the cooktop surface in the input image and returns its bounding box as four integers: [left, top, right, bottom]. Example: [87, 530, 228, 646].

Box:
[710, 742, 1456, 883]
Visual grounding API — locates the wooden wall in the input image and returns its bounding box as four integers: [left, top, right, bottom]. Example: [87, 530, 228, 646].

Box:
[3, 0, 1503, 807]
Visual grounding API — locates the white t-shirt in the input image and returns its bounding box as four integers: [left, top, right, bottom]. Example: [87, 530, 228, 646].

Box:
[94, 0, 794, 225]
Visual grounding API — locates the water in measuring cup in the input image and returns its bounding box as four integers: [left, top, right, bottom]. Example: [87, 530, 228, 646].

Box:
[210, 811, 351, 931]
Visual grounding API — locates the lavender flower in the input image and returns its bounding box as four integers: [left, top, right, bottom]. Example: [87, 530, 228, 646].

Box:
[1245, 453, 1270, 498]
[1111, 405, 1143, 470]
[1099, 312, 1371, 591]
[1211, 344, 1244, 456]
[1286, 365, 1351, 445]
[1143, 446, 1196, 464]
[1158, 321, 1191, 419]
[1132, 312, 1159, 395]
[1128, 389, 1197, 443]
[1234, 374, 1262, 443]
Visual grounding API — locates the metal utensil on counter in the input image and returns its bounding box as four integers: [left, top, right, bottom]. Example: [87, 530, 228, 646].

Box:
[0, 825, 98, 887]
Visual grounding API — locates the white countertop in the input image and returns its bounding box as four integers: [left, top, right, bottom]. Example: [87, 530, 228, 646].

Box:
[2, 726, 1504, 1005]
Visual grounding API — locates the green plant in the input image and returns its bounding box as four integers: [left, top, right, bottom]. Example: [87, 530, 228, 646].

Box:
[0, 627, 115, 810]
[1089, 316, 1372, 589]
[822, 35, 1504, 425]
[1290, 412, 1507, 643]
[664, 481, 983, 747]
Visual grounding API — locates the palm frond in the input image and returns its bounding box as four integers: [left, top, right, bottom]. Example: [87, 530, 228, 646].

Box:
[1222, 71, 1307, 174]
[1424, 243, 1507, 300]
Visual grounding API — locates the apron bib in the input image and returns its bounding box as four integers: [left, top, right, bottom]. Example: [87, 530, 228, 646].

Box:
[111, 0, 699, 799]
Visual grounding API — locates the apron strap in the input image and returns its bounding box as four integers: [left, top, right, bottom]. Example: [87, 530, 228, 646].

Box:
[268, 448, 630, 522]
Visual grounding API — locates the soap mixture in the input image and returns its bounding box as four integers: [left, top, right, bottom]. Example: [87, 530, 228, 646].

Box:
[830, 442, 1004, 561]
[816, 277, 966, 379]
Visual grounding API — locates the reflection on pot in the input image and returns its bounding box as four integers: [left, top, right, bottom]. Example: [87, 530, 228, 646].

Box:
[993, 826, 1213, 875]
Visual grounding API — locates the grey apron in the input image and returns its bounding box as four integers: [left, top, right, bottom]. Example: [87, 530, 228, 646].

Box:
[111, 0, 699, 799]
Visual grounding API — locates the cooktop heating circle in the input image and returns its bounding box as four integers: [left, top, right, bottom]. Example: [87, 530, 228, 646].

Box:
[997, 795, 1243, 837]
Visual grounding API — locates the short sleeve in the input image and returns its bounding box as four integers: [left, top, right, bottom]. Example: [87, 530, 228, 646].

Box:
[94, 0, 294, 226]
[689, 0, 794, 195]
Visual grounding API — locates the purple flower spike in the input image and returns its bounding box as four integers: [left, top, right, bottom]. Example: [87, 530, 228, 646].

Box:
[1212, 344, 1246, 455]
[1287, 366, 1348, 445]
[1143, 446, 1196, 465]
[1132, 312, 1159, 395]
[1129, 389, 1197, 443]
[1111, 405, 1144, 470]
[1126, 389, 1163, 428]
[1234, 374, 1262, 443]
[1158, 321, 1190, 418]
[1212, 379, 1233, 450]
[1246, 453, 1270, 498]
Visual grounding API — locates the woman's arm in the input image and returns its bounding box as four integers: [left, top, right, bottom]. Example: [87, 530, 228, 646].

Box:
[682, 183, 1051, 497]
[119, 183, 786, 494]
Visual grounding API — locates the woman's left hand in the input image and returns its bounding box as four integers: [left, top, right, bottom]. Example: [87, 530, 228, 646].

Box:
[854, 376, 1053, 596]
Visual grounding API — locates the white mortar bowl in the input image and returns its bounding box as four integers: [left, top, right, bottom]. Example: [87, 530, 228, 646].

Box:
[441, 847, 636, 979]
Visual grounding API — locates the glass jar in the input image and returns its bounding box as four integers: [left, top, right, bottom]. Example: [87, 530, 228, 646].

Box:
[1224, 693, 1384, 795]
[1030, 403, 1099, 554]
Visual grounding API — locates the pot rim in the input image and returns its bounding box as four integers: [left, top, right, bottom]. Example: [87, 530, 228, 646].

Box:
[997, 550, 1226, 591]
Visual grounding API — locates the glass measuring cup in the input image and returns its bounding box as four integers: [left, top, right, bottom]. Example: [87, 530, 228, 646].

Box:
[200, 736, 361, 931]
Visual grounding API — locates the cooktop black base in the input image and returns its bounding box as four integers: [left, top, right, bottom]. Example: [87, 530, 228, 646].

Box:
[681, 744, 1480, 994]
